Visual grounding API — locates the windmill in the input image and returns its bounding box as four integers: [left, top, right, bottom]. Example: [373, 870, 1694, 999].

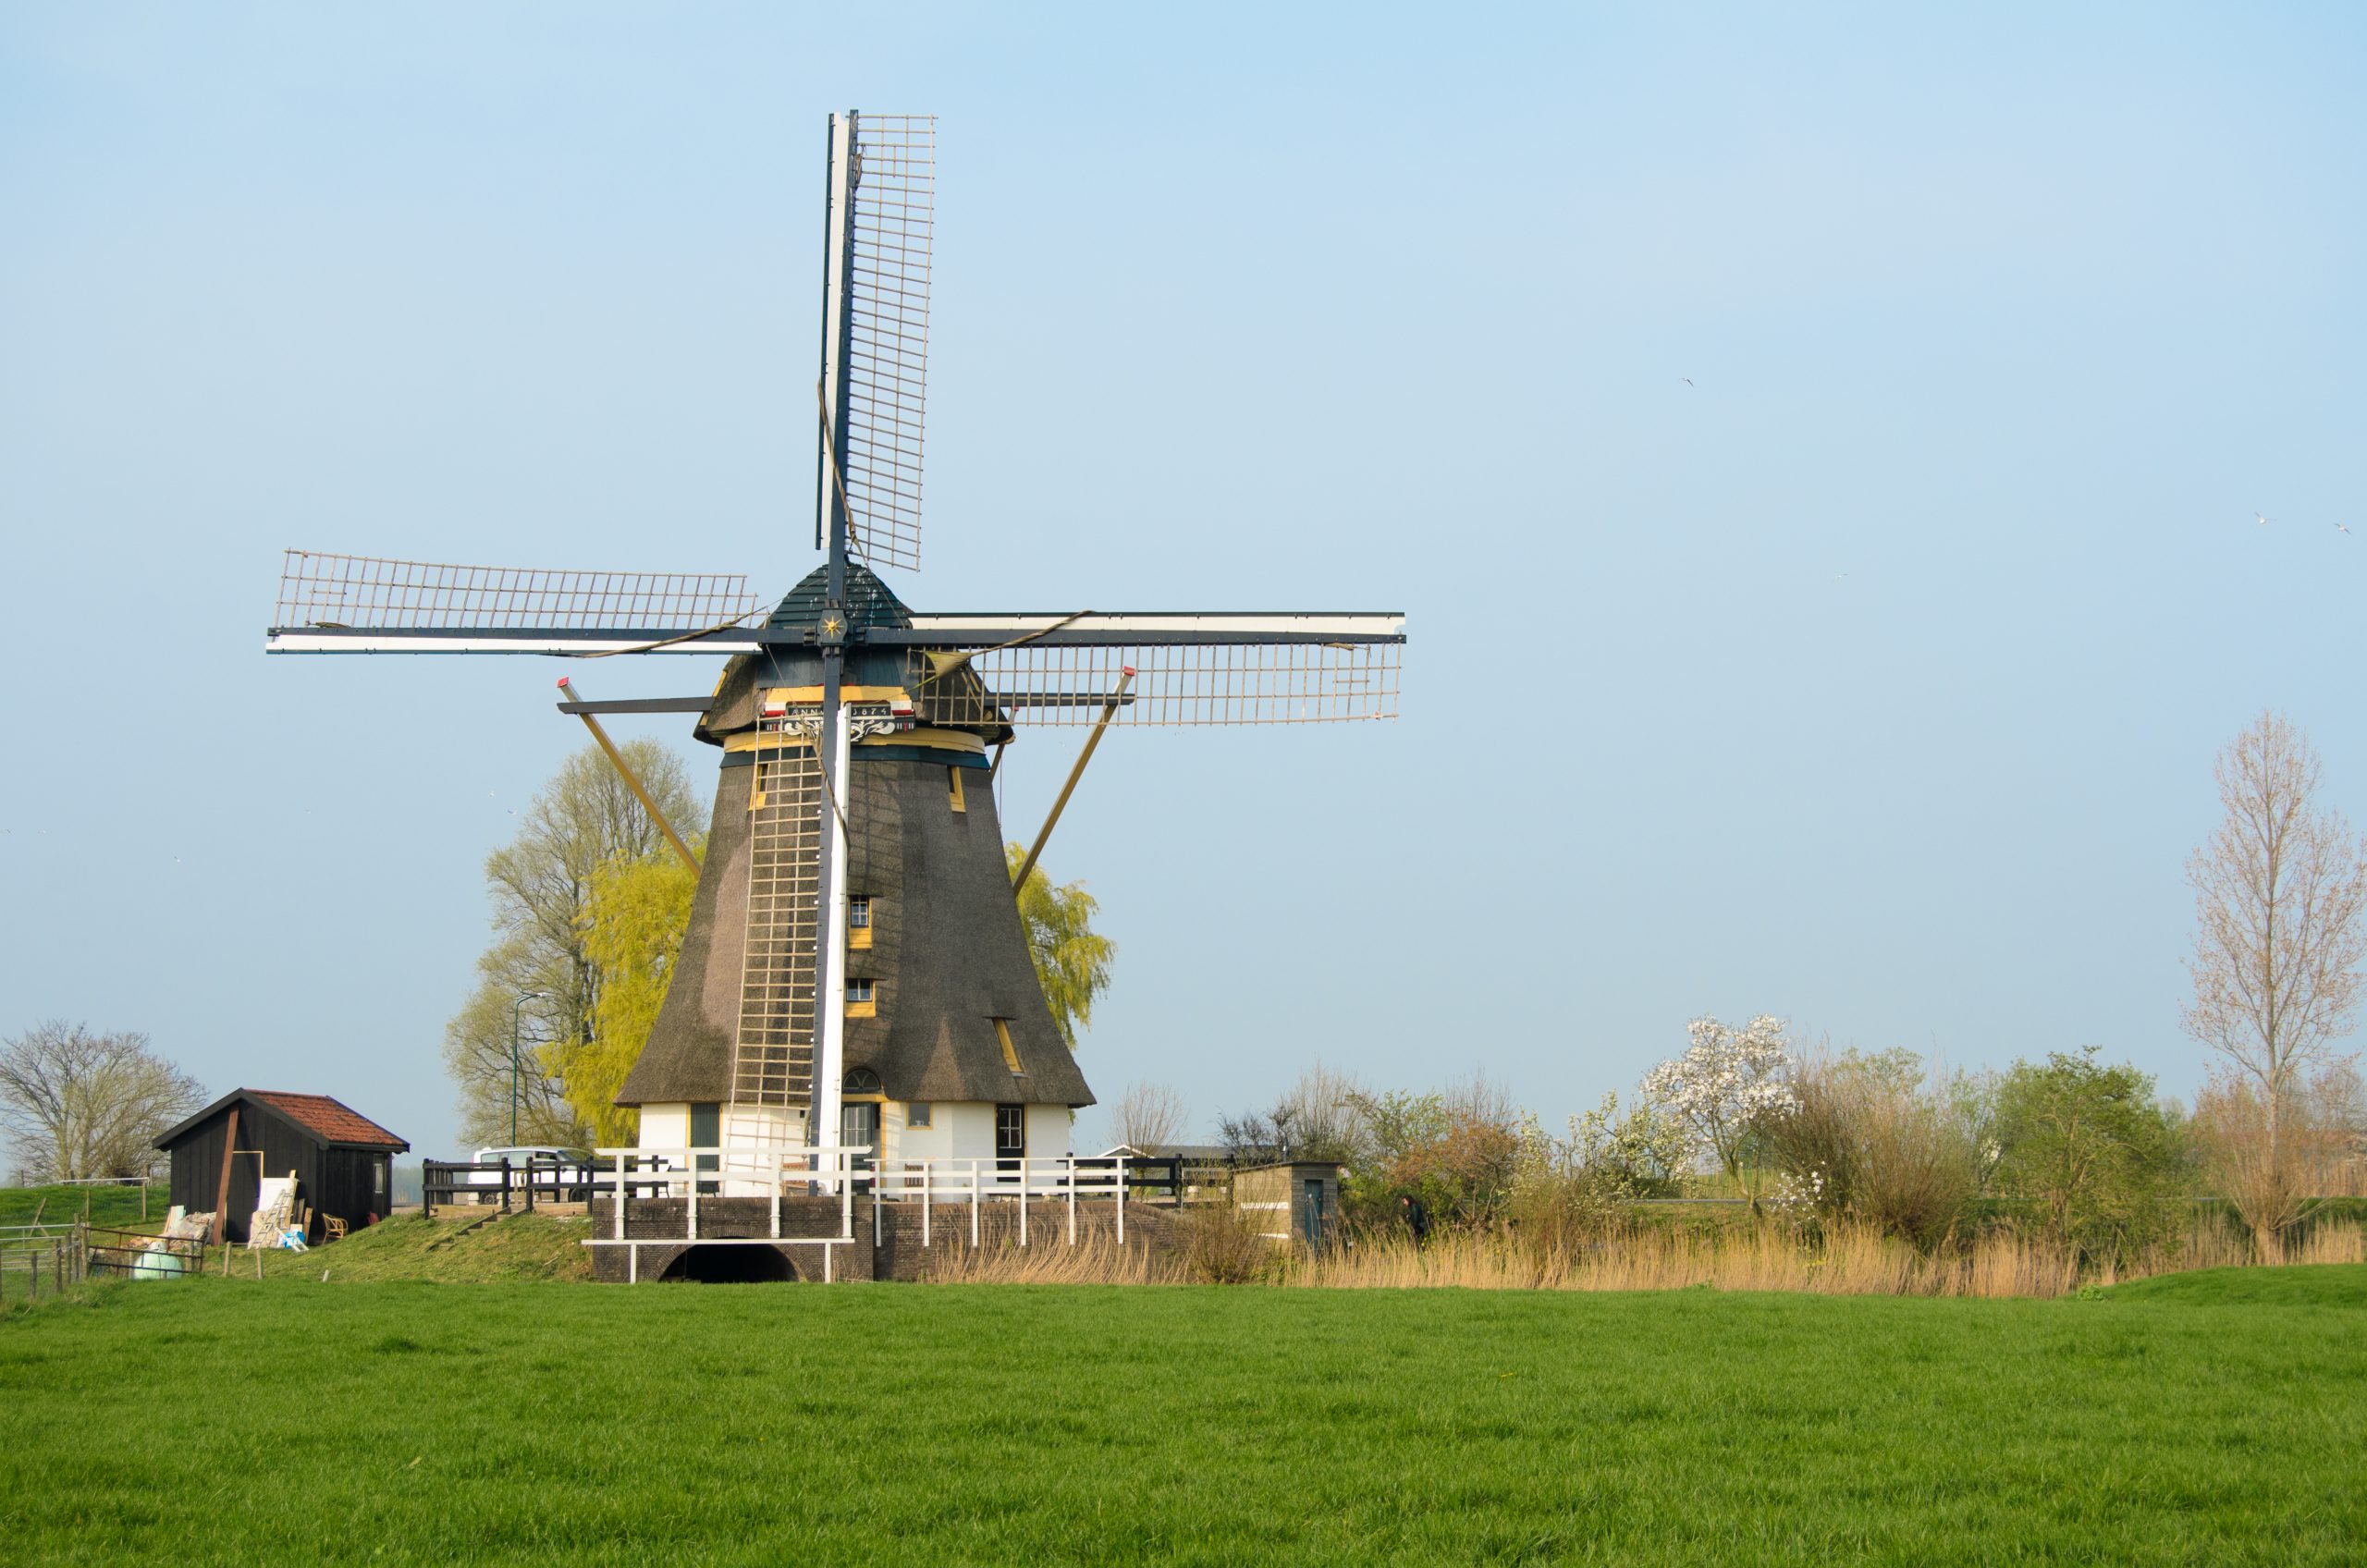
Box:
[266, 112, 1405, 1174]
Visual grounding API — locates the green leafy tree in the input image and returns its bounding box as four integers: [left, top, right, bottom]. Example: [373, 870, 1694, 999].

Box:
[1991, 1047, 2188, 1265]
[561, 841, 704, 1145]
[442, 741, 704, 1147]
[1005, 843, 1116, 1048]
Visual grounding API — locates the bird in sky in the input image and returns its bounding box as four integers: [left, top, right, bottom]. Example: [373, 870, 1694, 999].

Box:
[1681, 377, 1695, 386]
[2256, 511, 2272, 527]
[2336, 523, 2353, 536]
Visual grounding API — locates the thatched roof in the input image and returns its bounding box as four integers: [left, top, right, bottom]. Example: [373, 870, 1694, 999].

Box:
[618, 753, 1092, 1109]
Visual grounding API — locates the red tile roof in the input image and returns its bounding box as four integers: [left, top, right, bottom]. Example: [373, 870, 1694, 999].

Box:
[251, 1092, 407, 1149]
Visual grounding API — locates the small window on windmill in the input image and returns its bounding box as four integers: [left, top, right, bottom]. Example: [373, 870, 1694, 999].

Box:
[947, 766, 967, 814]
[843, 1067, 882, 1096]
[847, 978, 877, 1018]
[848, 896, 873, 949]
[906, 1102, 933, 1130]
[993, 1018, 1023, 1076]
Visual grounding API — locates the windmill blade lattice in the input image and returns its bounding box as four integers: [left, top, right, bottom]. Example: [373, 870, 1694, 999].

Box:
[841, 114, 934, 572]
[906, 637, 1402, 727]
[272, 550, 762, 633]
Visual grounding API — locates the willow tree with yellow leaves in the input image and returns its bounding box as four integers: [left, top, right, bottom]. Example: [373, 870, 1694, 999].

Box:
[562, 842, 704, 1144]
[1006, 842, 1117, 1049]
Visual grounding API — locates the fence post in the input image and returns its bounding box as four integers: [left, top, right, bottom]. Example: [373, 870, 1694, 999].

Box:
[922, 1160, 931, 1249]
[1066, 1158, 1076, 1246]
[500, 1158, 513, 1214]
[840, 1151, 852, 1247]
[614, 1157, 627, 1242]
[524, 1158, 536, 1213]
[1117, 1157, 1126, 1243]
[970, 1160, 979, 1249]
[423, 1162, 434, 1220]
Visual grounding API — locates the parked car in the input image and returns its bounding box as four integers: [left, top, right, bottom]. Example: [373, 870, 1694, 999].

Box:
[460, 1145, 597, 1202]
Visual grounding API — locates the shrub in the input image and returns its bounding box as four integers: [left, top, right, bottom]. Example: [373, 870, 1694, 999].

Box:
[1989, 1047, 2188, 1267]
[1764, 1049, 1982, 1248]
[1508, 1094, 1690, 1254]
[1340, 1075, 1527, 1232]
[1184, 1201, 1274, 1284]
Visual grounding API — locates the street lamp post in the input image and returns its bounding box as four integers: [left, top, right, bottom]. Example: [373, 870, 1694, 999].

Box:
[509, 992, 546, 1146]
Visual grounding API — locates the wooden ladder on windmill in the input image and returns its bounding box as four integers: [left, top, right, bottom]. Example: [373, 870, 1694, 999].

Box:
[729, 703, 827, 1179]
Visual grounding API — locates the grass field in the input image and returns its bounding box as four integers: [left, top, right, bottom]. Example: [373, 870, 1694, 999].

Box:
[2, 1267, 2361, 1565]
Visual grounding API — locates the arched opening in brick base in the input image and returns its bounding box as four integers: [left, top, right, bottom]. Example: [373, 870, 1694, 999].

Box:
[659, 1244, 797, 1283]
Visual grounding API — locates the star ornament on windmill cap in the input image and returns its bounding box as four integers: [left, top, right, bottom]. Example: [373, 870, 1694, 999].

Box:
[264, 110, 1407, 1169]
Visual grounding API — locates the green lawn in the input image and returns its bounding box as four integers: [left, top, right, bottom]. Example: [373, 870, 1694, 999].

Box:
[2, 1269, 2362, 1565]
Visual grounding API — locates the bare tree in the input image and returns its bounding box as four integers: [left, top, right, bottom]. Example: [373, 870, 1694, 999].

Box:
[1110, 1082, 1188, 1152]
[443, 740, 704, 1147]
[0, 1022, 206, 1182]
[2182, 711, 2367, 1258]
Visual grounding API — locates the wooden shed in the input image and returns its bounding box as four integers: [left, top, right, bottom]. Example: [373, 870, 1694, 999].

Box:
[155, 1090, 408, 1243]
[1233, 1161, 1341, 1251]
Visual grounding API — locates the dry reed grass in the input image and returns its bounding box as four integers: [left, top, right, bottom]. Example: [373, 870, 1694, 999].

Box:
[917, 1217, 2366, 1298]
[920, 1232, 1187, 1285]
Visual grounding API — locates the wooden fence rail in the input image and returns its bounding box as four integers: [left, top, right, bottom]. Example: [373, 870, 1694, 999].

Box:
[421, 1158, 602, 1217]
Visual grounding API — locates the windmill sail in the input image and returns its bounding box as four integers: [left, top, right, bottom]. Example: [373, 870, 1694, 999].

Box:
[837, 114, 934, 572]
[268, 551, 1406, 727]
[899, 621, 1404, 728]
[266, 551, 764, 653]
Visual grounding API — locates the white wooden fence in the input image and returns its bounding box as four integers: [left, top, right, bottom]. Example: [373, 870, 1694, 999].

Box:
[582, 1147, 1134, 1280]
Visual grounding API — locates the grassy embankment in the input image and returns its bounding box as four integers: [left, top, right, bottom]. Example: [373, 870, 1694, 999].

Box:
[105, 1211, 596, 1285]
[2, 1264, 2361, 1564]
[0, 1183, 160, 1231]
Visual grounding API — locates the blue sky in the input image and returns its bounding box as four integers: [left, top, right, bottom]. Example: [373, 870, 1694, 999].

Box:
[3, 4, 2362, 1161]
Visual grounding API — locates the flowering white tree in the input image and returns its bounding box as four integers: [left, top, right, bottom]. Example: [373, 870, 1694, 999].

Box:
[1639, 1014, 1798, 1187]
